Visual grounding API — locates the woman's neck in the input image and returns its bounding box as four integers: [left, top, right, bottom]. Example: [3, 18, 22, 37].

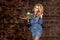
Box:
[34, 12, 37, 15]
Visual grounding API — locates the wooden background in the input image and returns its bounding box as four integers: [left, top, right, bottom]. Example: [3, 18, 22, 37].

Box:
[0, 0, 60, 40]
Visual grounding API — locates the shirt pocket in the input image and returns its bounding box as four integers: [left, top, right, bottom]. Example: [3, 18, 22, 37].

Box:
[30, 17, 39, 24]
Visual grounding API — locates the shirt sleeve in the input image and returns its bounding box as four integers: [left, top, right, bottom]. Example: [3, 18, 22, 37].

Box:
[38, 18, 43, 24]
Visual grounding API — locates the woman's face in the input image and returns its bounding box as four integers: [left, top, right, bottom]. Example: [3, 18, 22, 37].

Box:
[33, 6, 39, 12]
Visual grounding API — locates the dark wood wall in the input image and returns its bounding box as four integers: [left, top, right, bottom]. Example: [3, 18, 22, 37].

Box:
[0, 0, 60, 40]
[42, 0, 60, 40]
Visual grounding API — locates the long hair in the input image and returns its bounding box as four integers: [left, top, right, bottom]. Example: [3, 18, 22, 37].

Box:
[33, 3, 44, 18]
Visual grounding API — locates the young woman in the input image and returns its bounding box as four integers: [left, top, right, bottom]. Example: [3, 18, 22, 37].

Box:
[20, 3, 44, 40]
[27, 3, 44, 40]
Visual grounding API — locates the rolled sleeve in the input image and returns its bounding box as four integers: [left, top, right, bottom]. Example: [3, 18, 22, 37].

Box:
[38, 18, 43, 24]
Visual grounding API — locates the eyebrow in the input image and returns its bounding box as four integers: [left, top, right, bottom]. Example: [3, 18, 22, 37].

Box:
[35, 7, 39, 9]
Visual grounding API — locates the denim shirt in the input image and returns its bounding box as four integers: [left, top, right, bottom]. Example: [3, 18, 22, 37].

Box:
[28, 13, 43, 25]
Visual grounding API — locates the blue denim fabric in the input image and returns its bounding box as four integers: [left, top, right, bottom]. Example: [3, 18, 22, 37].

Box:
[28, 13, 43, 38]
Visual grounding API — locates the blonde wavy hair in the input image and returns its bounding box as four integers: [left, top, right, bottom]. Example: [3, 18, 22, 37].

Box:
[33, 3, 44, 18]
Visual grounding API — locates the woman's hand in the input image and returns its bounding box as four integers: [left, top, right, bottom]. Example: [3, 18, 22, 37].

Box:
[40, 13, 43, 18]
[26, 17, 31, 22]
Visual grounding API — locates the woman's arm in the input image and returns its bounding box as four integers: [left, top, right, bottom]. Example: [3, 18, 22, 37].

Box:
[38, 18, 43, 24]
[20, 17, 30, 20]
[38, 14, 43, 24]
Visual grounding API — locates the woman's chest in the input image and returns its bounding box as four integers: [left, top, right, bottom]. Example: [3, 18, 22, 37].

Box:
[31, 17, 39, 22]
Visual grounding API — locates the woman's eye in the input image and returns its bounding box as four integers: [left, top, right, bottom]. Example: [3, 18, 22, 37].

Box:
[35, 7, 38, 9]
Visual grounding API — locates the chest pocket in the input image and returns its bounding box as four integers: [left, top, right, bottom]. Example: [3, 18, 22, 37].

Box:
[30, 17, 39, 24]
